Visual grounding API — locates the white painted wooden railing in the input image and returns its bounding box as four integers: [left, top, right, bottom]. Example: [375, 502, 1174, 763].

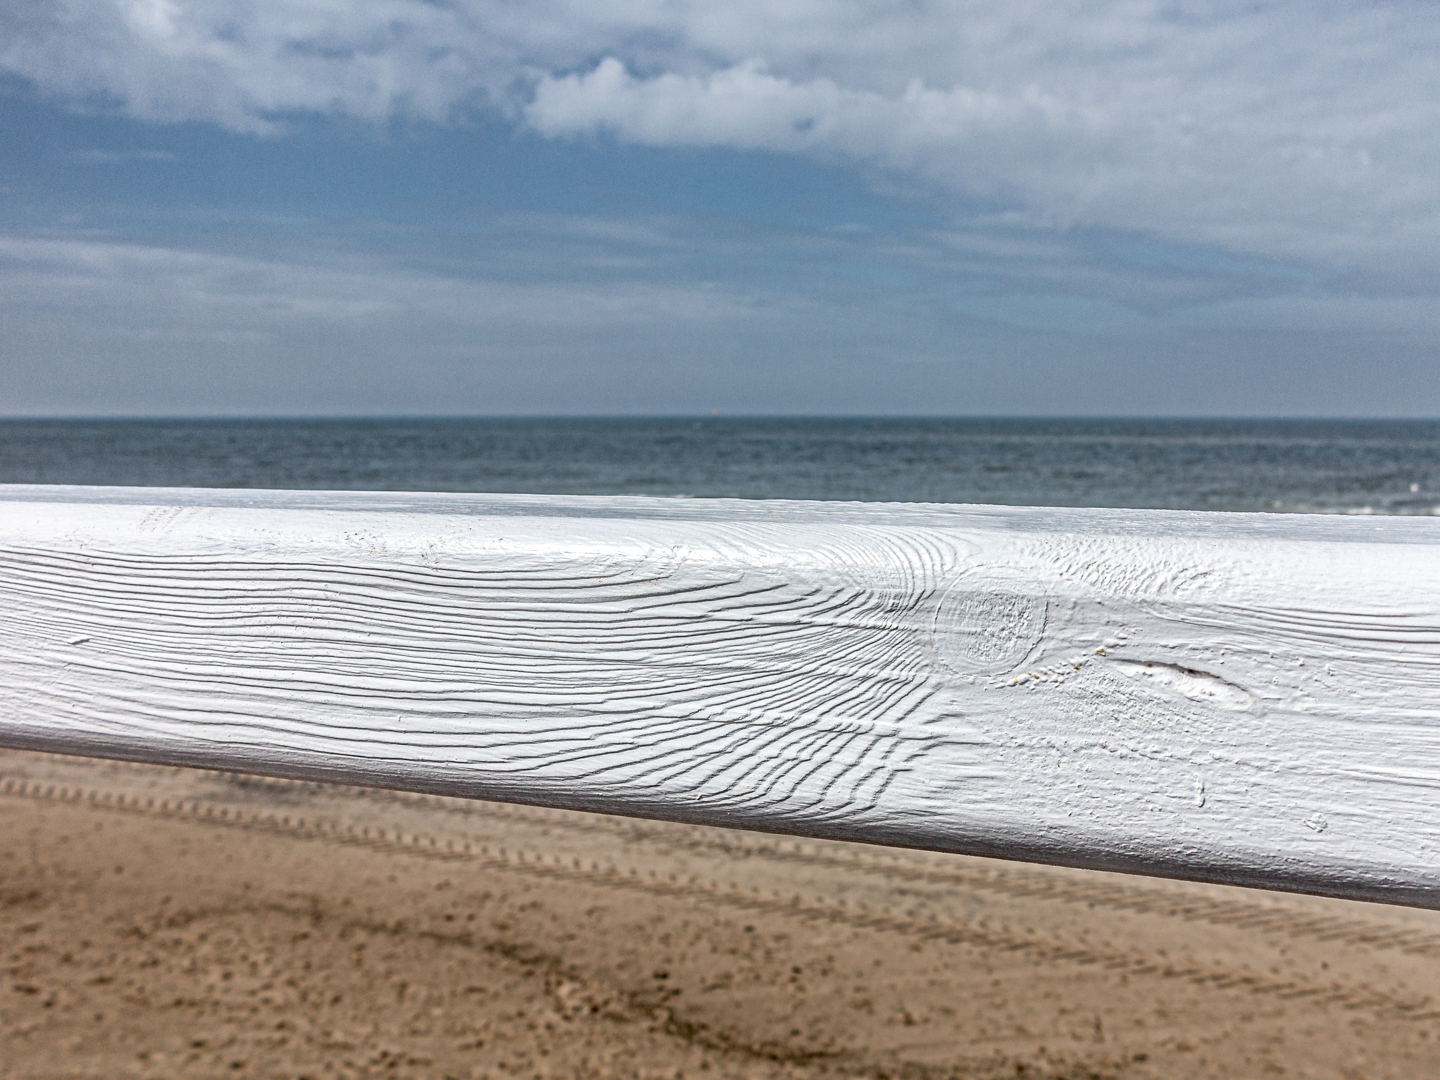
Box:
[1, 484, 1437, 906]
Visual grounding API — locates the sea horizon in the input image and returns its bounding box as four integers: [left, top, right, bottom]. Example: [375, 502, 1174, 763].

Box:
[2, 415, 1437, 515]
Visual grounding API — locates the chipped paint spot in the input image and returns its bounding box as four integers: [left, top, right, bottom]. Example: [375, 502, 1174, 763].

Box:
[1108, 660, 1255, 711]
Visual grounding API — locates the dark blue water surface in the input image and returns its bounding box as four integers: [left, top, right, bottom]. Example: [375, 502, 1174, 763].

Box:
[1, 418, 1438, 513]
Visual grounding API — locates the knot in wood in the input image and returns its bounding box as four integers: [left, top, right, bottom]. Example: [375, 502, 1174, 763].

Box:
[932, 578, 1047, 676]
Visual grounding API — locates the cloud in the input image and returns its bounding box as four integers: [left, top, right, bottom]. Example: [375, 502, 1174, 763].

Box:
[0, 228, 792, 413]
[74, 147, 176, 162]
[524, 40, 1440, 267]
[0, 232, 752, 330]
[526, 58, 1068, 162]
[3, 224, 1438, 417]
[4, 2, 1440, 268]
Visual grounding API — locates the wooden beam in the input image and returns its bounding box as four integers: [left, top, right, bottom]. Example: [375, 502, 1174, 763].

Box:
[1, 484, 1438, 906]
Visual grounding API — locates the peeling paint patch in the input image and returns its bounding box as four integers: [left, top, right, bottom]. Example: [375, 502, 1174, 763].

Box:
[1108, 660, 1255, 711]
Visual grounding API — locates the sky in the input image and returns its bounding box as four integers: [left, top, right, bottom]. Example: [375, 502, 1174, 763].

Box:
[1, 0, 1438, 416]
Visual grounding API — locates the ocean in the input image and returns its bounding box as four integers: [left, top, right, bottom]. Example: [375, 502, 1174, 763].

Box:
[1, 417, 1437, 514]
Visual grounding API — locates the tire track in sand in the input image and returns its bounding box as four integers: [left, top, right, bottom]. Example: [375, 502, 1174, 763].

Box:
[4, 772, 1437, 1026]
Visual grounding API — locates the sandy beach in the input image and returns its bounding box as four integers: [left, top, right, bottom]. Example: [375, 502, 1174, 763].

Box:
[4, 748, 1439, 1080]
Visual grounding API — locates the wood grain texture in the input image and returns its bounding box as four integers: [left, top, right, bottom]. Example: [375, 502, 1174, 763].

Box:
[0, 484, 1437, 906]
